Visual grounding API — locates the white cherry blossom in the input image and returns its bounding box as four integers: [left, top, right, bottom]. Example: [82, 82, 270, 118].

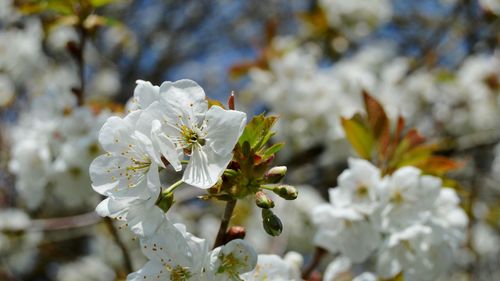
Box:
[126, 220, 209, 281]
[312, 159, 383, 262]
[332, 158, 382, 214]
[376, 224, 453, 281]
[90, 109, 166, 236]
[208, 239, 258, 281]
[90, 111, 159, 201]
[313, 204, 381, 263]
[128, 218, 257, 281]
[378, 167, 441, 231]
[138, 79, 246, 189]
[8, 138, 51, 209]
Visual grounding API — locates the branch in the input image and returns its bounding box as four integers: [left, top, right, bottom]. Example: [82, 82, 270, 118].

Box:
[103, 217, 134, 273]
[213, 199, 237, 248]
[302, 247, 327, 280]
[405, 1, 464, 76]
[68, 22, 87, 106]
[30, 211, 101, 231]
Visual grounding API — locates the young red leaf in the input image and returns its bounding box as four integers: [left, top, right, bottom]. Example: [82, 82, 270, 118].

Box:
[415, 156, 464, 176]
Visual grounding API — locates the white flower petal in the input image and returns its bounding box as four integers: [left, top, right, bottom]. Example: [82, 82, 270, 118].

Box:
[353, 272, 378, 281]
[151, 119, 182, 171]
[128, 219, 209, 281]
[127, 204, 164, 237]
[98, 113, 139, 153]
[323, 256, 352, 281]
[95, 197, 129, 219]
[222, 239, 257, 273]
[159, 79, 208, 126]
[126, 261, 169, 281]
[205, 106, 247, 156]
[183, 147, 232, 189]
[240, 254, 297, 281]
[89, 154, 150, 199]
[134, 80, 160, 110]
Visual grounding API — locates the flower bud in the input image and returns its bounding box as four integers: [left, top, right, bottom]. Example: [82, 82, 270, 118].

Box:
[223, 169, 238, 178]
[262, 209, 282, 236]
[228, 91, 235, 110]
[223, 226, 246, 244]
[264, 166, 287, 184]
[156, 191, 174, 212]
[255, 191, 275, 209]
[272, 184, 298, 200]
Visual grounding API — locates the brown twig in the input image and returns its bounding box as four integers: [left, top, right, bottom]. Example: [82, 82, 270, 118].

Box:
[74, 24, 86, 106]
[302, 247, 327, 280]
[213, 199, 237, 248]
[405, 1, 464, 76]
[103, 217, 134, 273]
[31, 211, 101, 231]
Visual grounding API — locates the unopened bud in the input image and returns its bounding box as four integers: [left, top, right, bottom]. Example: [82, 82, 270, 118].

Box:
[262, 209, 282, 236]
[264, 166, 287, 183]
[223, 226, 246, 244]
[223, 169, 238, 178]
[255, 191, 275, 209]
[228, 91, 235, 110]
[156, 191, 174, 212]
[272, 185, 298, 200]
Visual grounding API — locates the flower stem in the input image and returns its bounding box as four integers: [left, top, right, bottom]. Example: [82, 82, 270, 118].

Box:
[164, 179, 184, 194]
[301, 247, 327, 280]
[213, 199, 237, 248]
[72, 23, 87, 107]
[103, 217, 133, 273]
[259, 184, 276, 191]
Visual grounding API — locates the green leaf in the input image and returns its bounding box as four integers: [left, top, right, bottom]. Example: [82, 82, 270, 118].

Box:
[262, 142, 284, 160]
[394, 144, 436, 168]
[341, 116, 374, 160]
[238, 114, 278, 150]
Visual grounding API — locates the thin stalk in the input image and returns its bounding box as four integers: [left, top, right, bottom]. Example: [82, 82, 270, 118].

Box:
[301, 247, 327, 280]
[104, 217, 133, 273]
[213, 199, 237, 248]
[164, 179, 184, 194]
[76, 25, 86, 106]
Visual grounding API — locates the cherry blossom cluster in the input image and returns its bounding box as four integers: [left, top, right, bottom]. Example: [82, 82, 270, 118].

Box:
[313, 158, 468, 281]
[8, 91, 107, 210]
[90, 79, 297, 280]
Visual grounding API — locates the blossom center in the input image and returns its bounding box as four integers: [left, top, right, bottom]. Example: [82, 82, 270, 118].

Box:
[355, 184, 369, 198]
[127, 158, 151, 172]
[180, 125, 206, 154]
[391, 190, 404, 204]
[170, 265, 192, 281]
[217, 253, 242, 277]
